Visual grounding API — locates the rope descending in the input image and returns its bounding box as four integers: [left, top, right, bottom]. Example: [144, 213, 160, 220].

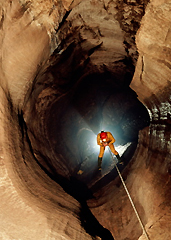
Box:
[108, 147, 150, 240]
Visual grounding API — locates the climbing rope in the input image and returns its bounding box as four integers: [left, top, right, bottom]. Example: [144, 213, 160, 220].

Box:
[108, 147, 150, 240]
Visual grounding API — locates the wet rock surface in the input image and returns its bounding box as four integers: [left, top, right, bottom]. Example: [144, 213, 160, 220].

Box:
[0, 0, 171, 240]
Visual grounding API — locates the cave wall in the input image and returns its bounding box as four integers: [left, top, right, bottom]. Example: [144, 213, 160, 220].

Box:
[0, 0, 171, 240]
[89, 1, 171, 240]
[0, 1, 91, 239]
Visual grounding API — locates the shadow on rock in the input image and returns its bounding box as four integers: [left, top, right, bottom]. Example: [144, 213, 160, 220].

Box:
[69, 177, 114, 240]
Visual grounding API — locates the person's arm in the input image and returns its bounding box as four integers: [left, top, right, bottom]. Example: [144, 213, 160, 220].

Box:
[97, 134, 103, 146]
[107, 132, 115, 145]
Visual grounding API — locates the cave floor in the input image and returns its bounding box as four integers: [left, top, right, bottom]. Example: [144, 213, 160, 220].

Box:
[72, 145, 134, 194]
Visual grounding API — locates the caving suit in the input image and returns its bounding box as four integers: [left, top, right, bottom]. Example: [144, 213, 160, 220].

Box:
[97, 131, 118, 157]
[97, 131, 122, 169]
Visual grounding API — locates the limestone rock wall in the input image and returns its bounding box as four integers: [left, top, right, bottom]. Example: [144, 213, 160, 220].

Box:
[88, 1, 171, 240]
[0, 1, 91, 239]
[0, 0, 171, 240]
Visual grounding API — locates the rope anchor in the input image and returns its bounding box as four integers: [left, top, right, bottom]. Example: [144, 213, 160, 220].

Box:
[108, 147, 150, 240]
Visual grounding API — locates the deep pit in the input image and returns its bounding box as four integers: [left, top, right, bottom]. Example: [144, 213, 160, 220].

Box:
[1, 1, 171, 240]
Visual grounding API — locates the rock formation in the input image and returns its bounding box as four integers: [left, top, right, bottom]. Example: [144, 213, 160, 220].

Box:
[0, 0, 171, 239]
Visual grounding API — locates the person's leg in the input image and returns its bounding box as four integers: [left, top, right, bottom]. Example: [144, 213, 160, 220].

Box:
[109, 143, 118, 155]
[116, 154, 123, 164]
[98, 146, 105, 170]
[109, 144, 123, 164]
[98, 157, 102, 170]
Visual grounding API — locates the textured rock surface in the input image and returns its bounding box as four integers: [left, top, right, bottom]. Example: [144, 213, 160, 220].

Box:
[0, 0, 171, 240]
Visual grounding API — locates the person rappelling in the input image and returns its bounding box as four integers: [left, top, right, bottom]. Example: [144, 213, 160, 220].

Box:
[97, 131, 123, 170]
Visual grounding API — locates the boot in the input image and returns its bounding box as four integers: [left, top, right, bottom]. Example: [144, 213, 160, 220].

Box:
[98, 157, 102, 170]
[116, 154, 124, 165]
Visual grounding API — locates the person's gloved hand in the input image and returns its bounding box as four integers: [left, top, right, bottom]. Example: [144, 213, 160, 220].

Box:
[103, 142, 108, 147]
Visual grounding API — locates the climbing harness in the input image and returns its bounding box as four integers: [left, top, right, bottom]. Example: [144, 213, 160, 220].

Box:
[108, 147, 150, 240]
